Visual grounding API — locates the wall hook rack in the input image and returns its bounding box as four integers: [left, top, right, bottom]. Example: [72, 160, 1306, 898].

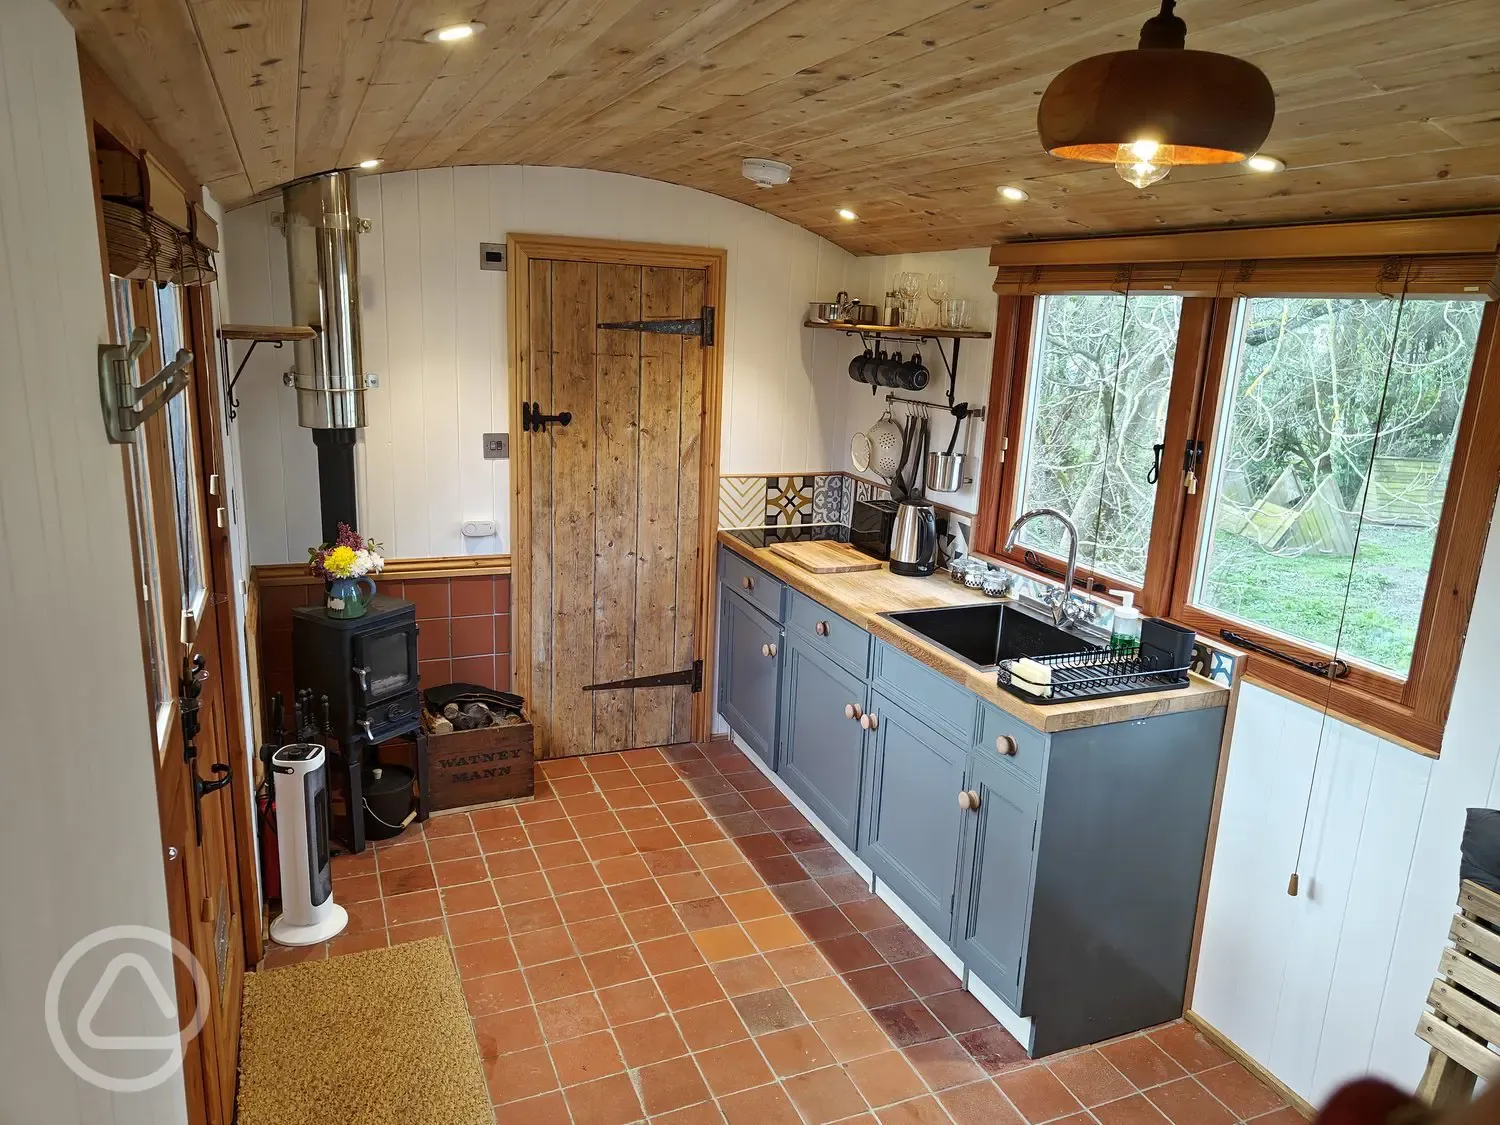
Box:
[219, 324, 319, 425]
[98, 326, 193, 444]
[802, 319, 991, 408]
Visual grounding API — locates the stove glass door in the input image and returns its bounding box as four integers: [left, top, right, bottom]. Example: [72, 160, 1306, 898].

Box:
[354, 626, 416, 702]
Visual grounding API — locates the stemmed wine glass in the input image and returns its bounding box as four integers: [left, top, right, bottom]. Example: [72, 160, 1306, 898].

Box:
[926, 273, 954, 328]
[895, 271, 925, 327]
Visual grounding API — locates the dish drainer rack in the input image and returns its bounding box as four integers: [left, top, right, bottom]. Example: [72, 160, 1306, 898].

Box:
[997, 647, 1190, 705]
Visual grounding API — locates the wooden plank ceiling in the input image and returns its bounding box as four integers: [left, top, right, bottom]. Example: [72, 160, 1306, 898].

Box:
[58, 0, 1500, 255]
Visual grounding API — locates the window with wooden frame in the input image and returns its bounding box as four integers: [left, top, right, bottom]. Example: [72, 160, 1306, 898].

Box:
[972, 217, 1500, 754]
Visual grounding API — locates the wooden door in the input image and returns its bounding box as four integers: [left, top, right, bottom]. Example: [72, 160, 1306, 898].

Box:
[112, 276, 247, 1125]
[519, 250, 717, 758]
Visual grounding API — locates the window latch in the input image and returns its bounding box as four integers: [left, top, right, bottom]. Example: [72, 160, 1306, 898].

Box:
[1147, 443, 1164, 485]
[1182, 439, 1205, 495]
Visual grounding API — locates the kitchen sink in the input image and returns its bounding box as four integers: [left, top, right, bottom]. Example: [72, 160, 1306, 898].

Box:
[881, 601, 1101, 671]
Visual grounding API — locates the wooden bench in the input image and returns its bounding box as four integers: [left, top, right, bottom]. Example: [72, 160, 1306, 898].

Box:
[1416, 879, 1500, 1109]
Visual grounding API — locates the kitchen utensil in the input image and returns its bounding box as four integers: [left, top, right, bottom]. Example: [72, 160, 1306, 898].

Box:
[891, 413, 918, 501]
[851, 498, 899, 560]
[769, 540, 881, 574]
[925, 404, 969, 493]
[869, 410, 903, 478]
[889, 502, 937, 576]
[910, 412, 930, 500]
[809, 301, 838, 323]
[850, 431, 872, 473]
[900, 352, 930, 391]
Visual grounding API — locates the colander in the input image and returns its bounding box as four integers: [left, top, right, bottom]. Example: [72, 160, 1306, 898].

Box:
[869, 410, 904, 479]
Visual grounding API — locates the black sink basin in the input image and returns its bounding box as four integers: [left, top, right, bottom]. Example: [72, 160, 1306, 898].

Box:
[882, 602, 1099, 670]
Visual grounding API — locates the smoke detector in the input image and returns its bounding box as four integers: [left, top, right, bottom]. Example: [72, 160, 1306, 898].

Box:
[741, 158, 792, 189]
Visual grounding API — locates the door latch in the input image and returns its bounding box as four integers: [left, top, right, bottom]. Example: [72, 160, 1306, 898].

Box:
[522, 401, 572, 433]
[1182, 439, 1205, 494]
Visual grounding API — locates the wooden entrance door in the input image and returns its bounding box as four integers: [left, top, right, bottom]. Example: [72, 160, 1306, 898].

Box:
[110, 274, 248, 1125]
[511, 238, 725, 759]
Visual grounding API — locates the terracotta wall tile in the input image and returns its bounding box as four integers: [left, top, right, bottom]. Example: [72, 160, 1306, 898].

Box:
[418, 618, 451, 662]
[451, 575, 494, 617]
[451, 614, 497, 658]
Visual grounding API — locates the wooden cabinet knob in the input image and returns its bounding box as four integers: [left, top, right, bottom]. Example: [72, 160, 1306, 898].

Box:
[996, 735, 1018, 756]
[741, 576, 754, 591]
[844, 702, 863, 721]
[761, 643, 777, 658]
[815, 621, 829, 636]
[958, 790, 981, 811]
[860, 712, 878, 730]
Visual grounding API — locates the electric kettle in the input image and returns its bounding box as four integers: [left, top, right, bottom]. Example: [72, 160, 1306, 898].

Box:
[889, 502, 937, 576]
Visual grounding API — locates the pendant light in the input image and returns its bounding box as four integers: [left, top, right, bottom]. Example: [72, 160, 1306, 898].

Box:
[1037, 0, 1274, 189]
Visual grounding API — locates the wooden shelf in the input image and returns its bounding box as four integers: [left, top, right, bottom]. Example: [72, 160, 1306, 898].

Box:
[803, 320, 991, 340]
[219, 323, 317, 342]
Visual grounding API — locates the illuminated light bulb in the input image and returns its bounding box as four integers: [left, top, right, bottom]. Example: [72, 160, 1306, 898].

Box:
[424, 22, 484, 42]
[1115, 141, 1173, 188]
[357, 159, 382, 170]
[1245, 153, 1285, 173]
[836, 208, 858, 221]
[998, 185, 1029, 202]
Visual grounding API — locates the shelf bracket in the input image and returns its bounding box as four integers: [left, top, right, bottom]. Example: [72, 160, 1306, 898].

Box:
[225, 338, 285, 423]
[99, 326, 193, 444]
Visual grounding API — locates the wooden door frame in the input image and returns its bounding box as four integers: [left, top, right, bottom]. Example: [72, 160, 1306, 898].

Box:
[507, 234, 727, 749]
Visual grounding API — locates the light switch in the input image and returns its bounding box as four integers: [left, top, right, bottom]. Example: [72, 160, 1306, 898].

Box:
[483, 433, 509, 459]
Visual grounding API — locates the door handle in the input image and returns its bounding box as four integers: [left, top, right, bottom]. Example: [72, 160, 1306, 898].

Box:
[190, 761, 232, 845]
[522, 401, 572, 433]
[844, 703, 863, 721]
[761, 643, 777, 658]
[995, 735, 1018, 756]
[354, 665, 370, 691]
[958, 789, 981, 811]
[859, 712, 878, 730]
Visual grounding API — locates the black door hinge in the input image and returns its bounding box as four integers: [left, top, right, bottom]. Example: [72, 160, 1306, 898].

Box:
[598, 306, 715, 348]
[585, 659, 704, 694]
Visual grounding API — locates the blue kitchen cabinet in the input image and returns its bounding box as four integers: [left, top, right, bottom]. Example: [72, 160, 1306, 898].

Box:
[777, 637, 867, 847]
[716, 584, 782, 767]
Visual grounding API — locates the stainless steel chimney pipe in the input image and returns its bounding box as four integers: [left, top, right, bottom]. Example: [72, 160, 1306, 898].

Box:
[282, 171, 365, 429]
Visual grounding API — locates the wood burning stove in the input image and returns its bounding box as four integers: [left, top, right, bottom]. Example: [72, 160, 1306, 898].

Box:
[292, 595, 429, 852]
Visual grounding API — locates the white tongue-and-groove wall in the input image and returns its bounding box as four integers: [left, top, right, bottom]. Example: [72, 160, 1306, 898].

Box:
[223, 165, 866, 565]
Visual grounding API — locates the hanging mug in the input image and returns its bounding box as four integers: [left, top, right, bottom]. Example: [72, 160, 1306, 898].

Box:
[877, 350, 904, 387]
[326, 576, 377, 620]
[848, 345, 874, 383]
[901, 352, 930, 391]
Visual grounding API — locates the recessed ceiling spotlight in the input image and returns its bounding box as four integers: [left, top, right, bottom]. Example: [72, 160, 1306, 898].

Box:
[1244, 153, 1285, 173]
[998, 185, 1029, 202]
[424, 22, 483, 42]
[741, 158, 792, 189]
[836, 208, 858, 221]
[357, 159, 383, 170]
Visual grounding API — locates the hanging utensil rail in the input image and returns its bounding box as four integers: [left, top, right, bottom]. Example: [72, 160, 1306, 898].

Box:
[884, 392, 985, 421]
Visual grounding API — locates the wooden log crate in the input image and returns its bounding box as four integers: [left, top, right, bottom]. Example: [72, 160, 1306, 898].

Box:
[422, 710, 534, 811]
[1416, 880, 1500, 1109]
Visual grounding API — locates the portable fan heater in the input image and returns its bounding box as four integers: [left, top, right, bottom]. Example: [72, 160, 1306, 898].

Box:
[269, 742, 348, 946]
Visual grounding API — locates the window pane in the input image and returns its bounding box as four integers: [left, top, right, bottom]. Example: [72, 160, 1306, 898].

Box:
[1013, 293, 1182, 584]
[113, 277, 171, 714]
[154, 283, 207, 614]
[1194, 297, 1483, 674]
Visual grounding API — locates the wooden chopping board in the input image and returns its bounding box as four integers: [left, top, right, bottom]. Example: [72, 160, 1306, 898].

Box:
[769, 540, 882, 574]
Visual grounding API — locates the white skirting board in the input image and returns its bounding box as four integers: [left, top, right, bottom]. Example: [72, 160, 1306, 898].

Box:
[725, 727, 1035, 1053]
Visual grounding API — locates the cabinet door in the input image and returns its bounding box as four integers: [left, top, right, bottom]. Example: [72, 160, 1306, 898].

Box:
[778, 639, 867, 847]
[859, 693, 967, 939]
[717, 587, 782, 767]
[953, 753, 1039, 1010]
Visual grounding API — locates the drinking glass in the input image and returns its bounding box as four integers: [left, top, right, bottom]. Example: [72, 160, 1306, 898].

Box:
[895, 271, 925, 327]
[941, 298, 970, 329]
[926, 273, 953, 326]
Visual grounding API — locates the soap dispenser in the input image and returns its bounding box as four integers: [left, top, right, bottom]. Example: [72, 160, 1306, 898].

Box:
[1109, 590, 1142, 657]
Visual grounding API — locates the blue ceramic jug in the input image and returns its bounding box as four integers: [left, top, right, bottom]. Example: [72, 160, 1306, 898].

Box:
[326, 576, 376, 619]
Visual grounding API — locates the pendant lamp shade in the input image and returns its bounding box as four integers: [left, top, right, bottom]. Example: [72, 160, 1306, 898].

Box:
[1037, 1, 1274, 185]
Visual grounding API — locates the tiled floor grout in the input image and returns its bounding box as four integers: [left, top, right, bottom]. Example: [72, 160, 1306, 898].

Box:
[264, 742, 1299, 1125]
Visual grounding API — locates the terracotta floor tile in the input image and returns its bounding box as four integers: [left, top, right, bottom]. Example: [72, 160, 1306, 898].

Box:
[456, 936, 519, 978]
[525, 956, 592, 1001]
[712, 954, 780, 997]
[998, 1064, 1086, 1123]
[744, 915, 808, 953]
[485, 1044, 558, 1104]
[696, 1038, 774, 1096]
[661, 871, 718, 903]
[737, 832, 792, 860]
[494, 871, 552, 904]
[513, 926, 577, 966]
[675, 819, 729, 846]
[756, 1025, 834, 1076]
[693, 842, 747, 870]
[480, 827, 531, 854]
[535, 991, 609, 1041]
[790, 975, 863, 1020]
[722, 888, 781, 921]
[872, 1000, 947, 1048]
[640, 1056, 711, 1116]
[427, 833, 481, 861]
[940, 1080, 1026, 1125]
[753, 856, 810, 886]
[527, 818, 580, 845]
[658, 965, 729, 1010]
[778, 826, 825, 852]
[796, 848, 853, 879]
[1049, 1050, 1135, 1108]
[1146, 1077, 1235, 1125]
[424, 811, 475, 836]
[550, 1029, 625, 1086]
[949, 1028, 1025, 1080]
[331, 850, 377, 878]
[380, 864, 437, 896]
[557, 888, 617, 924]
[506, 898, 567, 934]
[577, 945, 645, 989]
[388, 918, 447, 944]
[874, 1095, 954, 1124]
[385, 889, 442, 926]
[617, 1013, 691, 1067]
[693, 925, 757, 962]
[846, 965, 917, 1010]
[1099, 1037, 1187, 1091]
[676, 999, 751, 1050]
[783, 1064, 869, 1123]
[704, 793, 754, 818]
[924, 989, 998, 1035]
[447, 907, 509, 946]
[337, 872, 381, 902]
[706, 863, 765, 895]
[519, 798, 570, 823]
[376, 839, 429, 870]
[904, 1037, 988, 1091]
[471, 805, 522, 831]
[611, 877, 670, 913]
[642, 933, 709, 974]
[817, 1010, 892, 1063]
[1147, 1023, 1232, 1074]
[765, 944, 834, 985]
[493, 1089, 571, 1124]
[341, 901, 384, 938]
[537, 840, 591, 868]
[563, 1071, 645, 1125]
[625, 905, 689, 942]
[893, 956, 962, 998]
[606, 785, 655, 810]
[572, 813, 625, 841]
[435, 857, 491, 886]
[1196, 1063, 1286, 1119]
[475, 1005, 545, 1057]
[732, 987, 807, 1035]
[646, 780, 696, 805]
[821, 933, 883, 974]
[772, 880, 835, 913]
[490, 849, 544, 879]
[678, 897, 739, 931]
[582, 832, 637, 863]
[442, 880, 499, 915]
[794, 906, 857, 942]
[568, 915, 632, 954]
[596, 854, 653, 885]
[866, 925, 931, 964]
[547, 861, 605, 895]
[598, 978, 668, 1025]
[1246, 1108, 1306, 1124]
[584, 753, 632, 774]
[844, 1049, 929, 1109]
[649, 1099, 728, 1125]
[615, 805, 669, 829]
[718, 1081, 804, 1125]
[563, 793, 611, 818]
[632, 826, 685, 852]
[329, 930, 388, 958]
[645, 848, 701, 877]
[819, 873, 874, 904]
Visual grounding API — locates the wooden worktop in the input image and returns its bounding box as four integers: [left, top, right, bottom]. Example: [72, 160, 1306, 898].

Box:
[719, 532, 1229, 734]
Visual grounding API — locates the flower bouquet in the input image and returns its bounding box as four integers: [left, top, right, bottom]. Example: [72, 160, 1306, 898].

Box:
[309, 523, 385, 619]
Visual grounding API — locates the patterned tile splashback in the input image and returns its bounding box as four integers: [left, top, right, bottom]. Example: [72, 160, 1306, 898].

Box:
[719, 473, 857, 529]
